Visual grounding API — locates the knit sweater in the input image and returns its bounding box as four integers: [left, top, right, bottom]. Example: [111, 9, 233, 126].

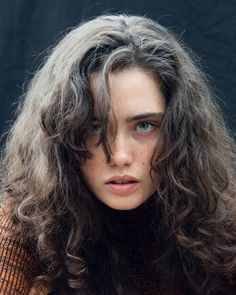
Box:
[0, 199, 235, 295]
[0, 208, 52, 294]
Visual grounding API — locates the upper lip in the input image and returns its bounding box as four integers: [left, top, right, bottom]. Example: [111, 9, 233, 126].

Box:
[105, 175, 139, 184]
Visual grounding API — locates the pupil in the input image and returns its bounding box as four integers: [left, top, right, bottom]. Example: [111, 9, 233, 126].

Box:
[90, 122, 101, 133]
[140, 122, 148, 129]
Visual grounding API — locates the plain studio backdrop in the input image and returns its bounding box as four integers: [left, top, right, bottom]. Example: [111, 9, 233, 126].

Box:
[0, 0, 235, 144]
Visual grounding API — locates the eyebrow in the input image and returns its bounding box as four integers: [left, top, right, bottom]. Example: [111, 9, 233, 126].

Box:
[91, 112, 165, 123]
[126, 112, 165, 122]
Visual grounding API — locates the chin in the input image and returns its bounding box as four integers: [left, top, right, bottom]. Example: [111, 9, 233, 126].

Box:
[103, 197, 147, 211]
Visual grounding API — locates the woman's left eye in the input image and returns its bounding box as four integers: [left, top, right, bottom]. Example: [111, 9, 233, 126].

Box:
[136, 122, 155, 132]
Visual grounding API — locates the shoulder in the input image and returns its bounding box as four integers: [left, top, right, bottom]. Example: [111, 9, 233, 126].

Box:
[0, 206, 17, 246]
[0, 207, 52, 294]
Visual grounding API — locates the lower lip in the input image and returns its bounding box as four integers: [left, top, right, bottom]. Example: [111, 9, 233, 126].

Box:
[105, 182, 139, 194]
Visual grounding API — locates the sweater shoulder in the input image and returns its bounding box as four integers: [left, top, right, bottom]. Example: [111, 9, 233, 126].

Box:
[0, 207, 17, 237]
[0, 207, 52, 294]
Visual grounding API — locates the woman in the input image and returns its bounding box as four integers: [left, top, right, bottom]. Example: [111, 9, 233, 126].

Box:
[0, 14, 236, 295]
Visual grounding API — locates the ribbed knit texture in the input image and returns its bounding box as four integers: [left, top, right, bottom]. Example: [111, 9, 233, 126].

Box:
[96, 195, 198, 295]
[0, 208, 51, 295]
[100, 195, 236, 295]
[99, 196, 164, 295]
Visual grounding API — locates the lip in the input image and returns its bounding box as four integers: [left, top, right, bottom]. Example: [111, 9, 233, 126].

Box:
[105, 175, 139, 183]
[105, 175, 140, 194]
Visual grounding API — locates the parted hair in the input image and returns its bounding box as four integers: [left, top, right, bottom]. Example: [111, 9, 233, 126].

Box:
[1, 14, 236, 294]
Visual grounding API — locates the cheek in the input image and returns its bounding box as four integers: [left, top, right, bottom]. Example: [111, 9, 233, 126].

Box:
[81, 161, 93, 178]
[80, 159, 102, 194]
[141, 142, 157, 163]
[139, 143, 158, 180]
[80, 148, 105, 178]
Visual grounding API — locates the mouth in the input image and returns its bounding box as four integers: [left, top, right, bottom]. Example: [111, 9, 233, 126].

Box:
[105, 175, 140, 194]
[108, 180, 138, 184]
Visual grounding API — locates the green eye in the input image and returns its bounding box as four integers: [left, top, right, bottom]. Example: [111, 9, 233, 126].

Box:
[89, 122, 102, 134]
[136, 122, 154, 132]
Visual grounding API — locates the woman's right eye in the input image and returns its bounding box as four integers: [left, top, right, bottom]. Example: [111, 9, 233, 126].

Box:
[89, 122, 102, 134]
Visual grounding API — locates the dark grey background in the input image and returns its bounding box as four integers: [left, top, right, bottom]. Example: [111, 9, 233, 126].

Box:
[0, 0, 235, 141]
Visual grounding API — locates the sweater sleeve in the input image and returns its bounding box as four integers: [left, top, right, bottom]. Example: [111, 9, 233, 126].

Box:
[0, 208, 51, 295]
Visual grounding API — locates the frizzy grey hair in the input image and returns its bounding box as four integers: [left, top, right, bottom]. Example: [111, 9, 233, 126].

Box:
[1, 14, 236, 294]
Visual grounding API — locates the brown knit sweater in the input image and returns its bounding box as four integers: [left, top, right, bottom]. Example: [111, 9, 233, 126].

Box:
[0, 208, 52, 294]
[0, 200, 235, 295]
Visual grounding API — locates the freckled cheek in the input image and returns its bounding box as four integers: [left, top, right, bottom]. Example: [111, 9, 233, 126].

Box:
[80, 148, 106, 178]
[137, 141, 159, 178]
[141, 141, 157, 160]
[137, 151, 153, 171]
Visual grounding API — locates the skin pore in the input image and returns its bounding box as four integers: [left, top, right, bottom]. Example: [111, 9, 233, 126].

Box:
[80, 67, 166, 210]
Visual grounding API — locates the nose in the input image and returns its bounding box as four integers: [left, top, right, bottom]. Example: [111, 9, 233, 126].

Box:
[109, 134, 134, 167]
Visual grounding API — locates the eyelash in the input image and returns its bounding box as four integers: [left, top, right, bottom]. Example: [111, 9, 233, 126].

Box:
[135, 121, 156, 133]
[89, 122, 102, 134]
[89, 120, 157, 135]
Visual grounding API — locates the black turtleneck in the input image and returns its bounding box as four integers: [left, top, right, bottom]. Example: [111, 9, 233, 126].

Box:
[56, 196, 233, 295]
[93, 194, 185, 295]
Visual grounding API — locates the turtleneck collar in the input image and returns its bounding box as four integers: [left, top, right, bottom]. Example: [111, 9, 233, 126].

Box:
[99, 194, 160, 246]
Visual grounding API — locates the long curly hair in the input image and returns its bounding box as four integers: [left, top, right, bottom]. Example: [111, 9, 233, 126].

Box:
[1, 14, 236, 294]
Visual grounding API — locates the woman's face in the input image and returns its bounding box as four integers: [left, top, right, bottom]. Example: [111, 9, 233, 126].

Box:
[80, 67, 166, 210]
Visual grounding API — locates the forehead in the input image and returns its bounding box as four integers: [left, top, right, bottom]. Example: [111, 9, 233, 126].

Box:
[89, 67, 166, 118]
